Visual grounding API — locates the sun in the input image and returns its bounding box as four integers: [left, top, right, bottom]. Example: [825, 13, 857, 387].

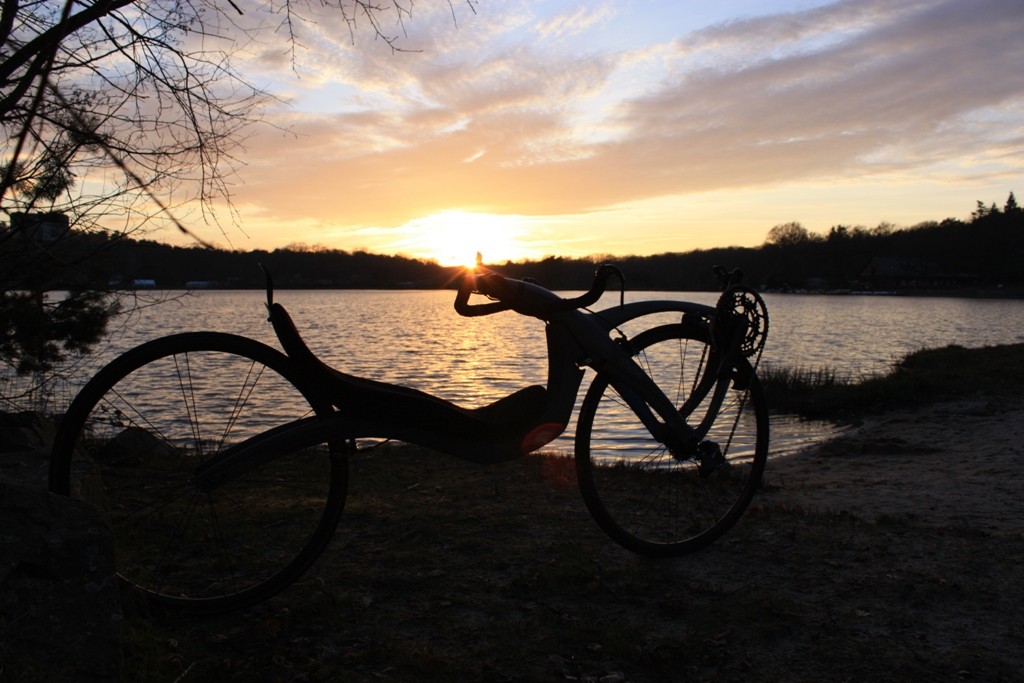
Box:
[401, 210, 528, 267]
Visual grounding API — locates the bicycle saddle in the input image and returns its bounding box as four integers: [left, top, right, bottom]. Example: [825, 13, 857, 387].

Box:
[267, 303, 548, 441]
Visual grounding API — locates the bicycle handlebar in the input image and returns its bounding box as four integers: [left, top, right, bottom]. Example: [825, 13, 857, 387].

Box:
[454, 264, 623, 319]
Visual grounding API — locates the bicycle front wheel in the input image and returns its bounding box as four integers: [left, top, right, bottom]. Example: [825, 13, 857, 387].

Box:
[575, 323, 768, 557]
[50, 332, 346, 612]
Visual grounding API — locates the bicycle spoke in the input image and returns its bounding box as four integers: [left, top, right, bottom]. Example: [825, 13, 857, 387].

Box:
[173, 353, 204, 457]
[92, 388, 180, 452]
[140, 487, 202, 596]
[203, 493, 243, 597]
[217, 359, 266, 453]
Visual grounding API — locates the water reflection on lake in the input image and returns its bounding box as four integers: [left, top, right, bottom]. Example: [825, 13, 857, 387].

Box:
[760, 293, 1024, 378]
[14, 289, 1024, 456]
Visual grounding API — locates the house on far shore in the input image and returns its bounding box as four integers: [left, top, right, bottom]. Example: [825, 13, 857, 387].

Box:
[107, 277, 157, 289]
[859, 256, 981, 290]
[5, 212, 69, 243]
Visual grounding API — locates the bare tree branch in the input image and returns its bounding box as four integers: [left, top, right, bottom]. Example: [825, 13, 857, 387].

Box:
[1, 0, 476, 377]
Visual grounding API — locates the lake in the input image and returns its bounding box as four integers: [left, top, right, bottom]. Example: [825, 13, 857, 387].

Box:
[9, 289, 1024, 456]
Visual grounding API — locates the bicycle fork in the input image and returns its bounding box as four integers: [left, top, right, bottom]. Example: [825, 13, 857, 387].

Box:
[611, 380, 723, 474]
[584, 339, 724, 477]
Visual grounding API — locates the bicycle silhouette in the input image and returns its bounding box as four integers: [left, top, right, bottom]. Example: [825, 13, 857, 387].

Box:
[50, 262, 769, 612]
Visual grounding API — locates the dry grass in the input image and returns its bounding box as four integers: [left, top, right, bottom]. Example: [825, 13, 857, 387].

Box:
[760, 342, 1024, 418]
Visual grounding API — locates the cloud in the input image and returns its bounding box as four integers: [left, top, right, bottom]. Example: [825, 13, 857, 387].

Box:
[227, 0, 1024, 237]
[535, 3, 618, 39]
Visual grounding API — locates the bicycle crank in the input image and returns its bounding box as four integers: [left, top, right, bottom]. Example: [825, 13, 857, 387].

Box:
[696, 440, 725, 478]
[665, 430, 724, 477]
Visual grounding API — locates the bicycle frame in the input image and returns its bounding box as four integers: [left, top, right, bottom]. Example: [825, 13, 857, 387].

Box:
[195, 284, 724, 491]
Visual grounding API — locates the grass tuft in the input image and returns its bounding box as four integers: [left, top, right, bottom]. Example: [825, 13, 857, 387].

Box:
[760, 342, 1024, 419]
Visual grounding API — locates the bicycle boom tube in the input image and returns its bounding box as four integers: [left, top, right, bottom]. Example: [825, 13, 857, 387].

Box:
[194, 403, 581, 492]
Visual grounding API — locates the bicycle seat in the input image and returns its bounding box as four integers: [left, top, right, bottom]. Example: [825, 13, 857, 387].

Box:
[267, 303, 548, 440]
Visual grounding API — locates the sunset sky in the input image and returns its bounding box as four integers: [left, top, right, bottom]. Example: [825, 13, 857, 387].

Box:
[184, 0, 1024, 266]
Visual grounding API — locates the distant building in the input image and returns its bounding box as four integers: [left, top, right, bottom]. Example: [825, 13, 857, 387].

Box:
[8, 212, 69, 243]
[859, 256, 980, 290]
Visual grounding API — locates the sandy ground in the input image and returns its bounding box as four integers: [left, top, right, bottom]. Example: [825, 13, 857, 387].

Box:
[762, 396, 1024, 537]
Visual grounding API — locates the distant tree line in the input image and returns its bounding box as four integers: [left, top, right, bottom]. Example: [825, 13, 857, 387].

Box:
[28, 193, 1018, 294]
[750, 191, 1022, 292]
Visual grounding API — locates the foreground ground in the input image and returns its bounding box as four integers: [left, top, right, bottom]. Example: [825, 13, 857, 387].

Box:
[118, 395, 1024, 683]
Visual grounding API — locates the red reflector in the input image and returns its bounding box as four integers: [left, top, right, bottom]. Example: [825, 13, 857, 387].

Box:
[520, 422, 566, 454]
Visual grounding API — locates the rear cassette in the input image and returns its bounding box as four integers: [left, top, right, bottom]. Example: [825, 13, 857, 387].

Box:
[716, 286, 769, 358]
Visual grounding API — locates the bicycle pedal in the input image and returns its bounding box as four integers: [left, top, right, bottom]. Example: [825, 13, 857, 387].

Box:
[696, 440, 725, 478]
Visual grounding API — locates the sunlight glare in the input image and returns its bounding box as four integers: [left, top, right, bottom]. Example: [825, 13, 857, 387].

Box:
[400, 210, 528, 267]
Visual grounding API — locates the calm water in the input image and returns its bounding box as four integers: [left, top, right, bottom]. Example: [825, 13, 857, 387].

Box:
[106, 289, 1024, 382]
[12, 289, 1024, 456]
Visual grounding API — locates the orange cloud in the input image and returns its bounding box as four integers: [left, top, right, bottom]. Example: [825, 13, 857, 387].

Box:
[190, 0, 1024, 255]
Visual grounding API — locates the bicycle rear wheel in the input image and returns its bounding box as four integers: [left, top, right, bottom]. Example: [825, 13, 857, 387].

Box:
[575, 322, 768, 557]
[50, 332, 346, 612]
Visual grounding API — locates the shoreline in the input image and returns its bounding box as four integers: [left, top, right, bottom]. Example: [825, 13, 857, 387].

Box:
[762, 395, 1024, 536]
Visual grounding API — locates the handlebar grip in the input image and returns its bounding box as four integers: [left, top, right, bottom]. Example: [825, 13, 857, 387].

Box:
[556, 264, 623, 311]
[454, 272, 512, 317]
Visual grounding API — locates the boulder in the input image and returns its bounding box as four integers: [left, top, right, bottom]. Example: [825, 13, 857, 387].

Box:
[0, 410, 56, 453]
[1, 410, 123, 681]
[0, 482, 123, 681]
[0, 411, 56, 488]
[97, 425, 176, 464]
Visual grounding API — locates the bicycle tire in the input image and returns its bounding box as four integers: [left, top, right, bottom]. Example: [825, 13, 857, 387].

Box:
[575, 323, 768, 557]
[50, 332, 347, 612]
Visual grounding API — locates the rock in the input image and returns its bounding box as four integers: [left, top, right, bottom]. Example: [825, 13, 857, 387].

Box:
[97, 425, 176, 464]
[0, 411, 55, 488]
[0, 410, 56, 453]
[0, 481, 123, 681]
[0, 447, 49, 489]
[0, 411, 124, 680]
